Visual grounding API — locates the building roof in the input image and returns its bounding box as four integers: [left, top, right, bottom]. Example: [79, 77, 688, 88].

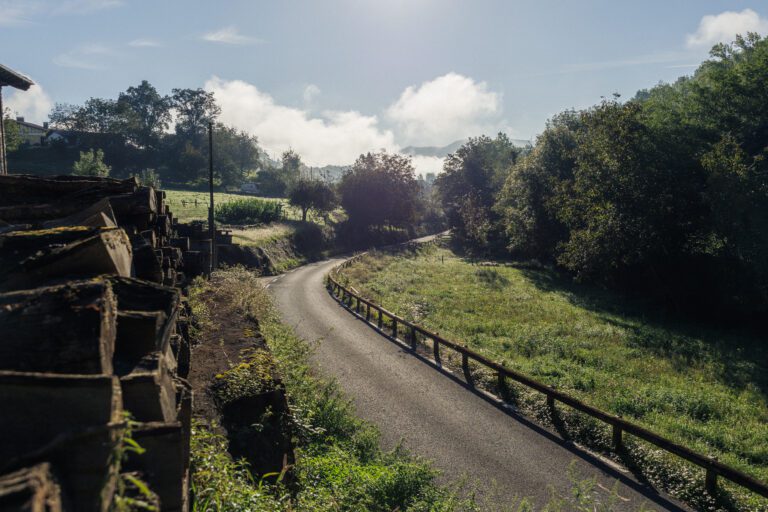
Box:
[15, 119, 47, 131]
[0, 63, 34, 90]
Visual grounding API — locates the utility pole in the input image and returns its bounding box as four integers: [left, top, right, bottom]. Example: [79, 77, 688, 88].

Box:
[208, 121, 216, 274]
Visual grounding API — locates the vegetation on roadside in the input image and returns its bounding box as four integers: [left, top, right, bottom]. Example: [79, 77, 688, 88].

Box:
[214, 198, 283, 225]
[189, 266, 644, 511]
[341, 245, 768, 511]
[436, 34, 768, 321]
[187, 267, 474, 511]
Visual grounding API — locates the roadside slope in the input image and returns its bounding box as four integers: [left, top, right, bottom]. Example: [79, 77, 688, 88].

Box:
[267, 259, 686, 510]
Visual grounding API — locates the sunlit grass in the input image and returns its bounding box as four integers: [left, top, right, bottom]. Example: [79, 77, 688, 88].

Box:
[230, 222, 296, 247]
[342, 246, 768, 496]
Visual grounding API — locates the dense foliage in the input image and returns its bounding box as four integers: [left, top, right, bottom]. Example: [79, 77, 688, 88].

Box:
[339, 151, 420, 230]
[72, 148, 111, 177]
[435, 133, 521, 253]
[188, 267, 475, 511]
[287, 178, 338, 222]
[22, 81, 261, 189]
[442, 34, 768, 319]
[214, 198, 283, 225]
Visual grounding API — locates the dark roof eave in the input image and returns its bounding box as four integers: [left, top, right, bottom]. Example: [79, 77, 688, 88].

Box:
[0, 63, 34, 91]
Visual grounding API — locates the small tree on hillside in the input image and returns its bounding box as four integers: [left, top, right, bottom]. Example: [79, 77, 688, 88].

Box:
[73, 149, 111, 177]
[3, 109, 21, 152]
[288, 179, 337, 222]
[281, 149, 302, 186]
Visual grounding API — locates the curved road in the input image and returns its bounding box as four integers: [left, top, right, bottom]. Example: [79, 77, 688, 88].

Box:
[267, 257, 686, 510]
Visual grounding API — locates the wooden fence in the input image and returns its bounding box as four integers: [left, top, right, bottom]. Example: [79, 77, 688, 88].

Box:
[326, 239, 768, 502]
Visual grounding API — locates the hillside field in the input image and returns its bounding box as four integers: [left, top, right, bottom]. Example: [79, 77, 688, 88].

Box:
[341, 244, 768, 508]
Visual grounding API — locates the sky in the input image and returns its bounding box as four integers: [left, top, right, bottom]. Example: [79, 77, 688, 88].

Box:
[2, 0, 768, 172]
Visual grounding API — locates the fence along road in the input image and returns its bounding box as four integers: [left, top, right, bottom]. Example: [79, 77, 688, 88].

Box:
[266, 253, 687, 510]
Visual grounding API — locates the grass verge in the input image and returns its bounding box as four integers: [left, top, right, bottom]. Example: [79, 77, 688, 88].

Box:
[339, 244, 768, 511]
[187, 267, 475, 511]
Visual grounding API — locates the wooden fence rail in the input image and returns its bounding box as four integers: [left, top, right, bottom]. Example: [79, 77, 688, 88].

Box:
[326, 241, 768, 501]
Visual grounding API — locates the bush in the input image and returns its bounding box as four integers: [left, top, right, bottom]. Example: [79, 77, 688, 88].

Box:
[214, 198, 283, 225]
[72, 148, 111, 177]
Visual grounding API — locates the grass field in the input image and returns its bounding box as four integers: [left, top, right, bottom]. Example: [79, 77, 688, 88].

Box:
[341, 244, 768, 509]
[164, 189, 337, 225]
[164, 189, 292, 223]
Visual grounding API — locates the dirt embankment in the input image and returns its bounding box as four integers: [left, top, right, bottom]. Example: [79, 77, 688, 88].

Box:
[187, 273, 295, 476]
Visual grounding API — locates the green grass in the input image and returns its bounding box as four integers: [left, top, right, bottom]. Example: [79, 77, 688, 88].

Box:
[229, 222, 296, 247]
[214, 198, 283, 225]
[341, 245, 768, 510]
[187, 267, 476, 511]
[164, 189, 338, 225]
[189, 267, 638, 511]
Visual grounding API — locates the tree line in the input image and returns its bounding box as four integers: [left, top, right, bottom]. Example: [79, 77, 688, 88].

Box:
[436, 34, 768, 320]
[8, 80, 258, 189]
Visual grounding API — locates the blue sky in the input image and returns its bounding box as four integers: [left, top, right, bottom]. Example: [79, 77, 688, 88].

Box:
[2, 0, 767, 169]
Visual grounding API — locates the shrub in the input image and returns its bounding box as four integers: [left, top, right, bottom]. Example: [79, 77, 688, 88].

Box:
[215, 198, 283, 225]
[72, 148, 111, 177]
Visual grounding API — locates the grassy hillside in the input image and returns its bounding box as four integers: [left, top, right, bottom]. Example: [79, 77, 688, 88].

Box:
[341, 244, 768, 509]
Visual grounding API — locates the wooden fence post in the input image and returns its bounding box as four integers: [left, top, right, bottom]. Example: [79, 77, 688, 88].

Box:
[498, 372, 511, 402]
[378, 308, 383, 329]
[433, 338, 441, 366]
[392, 319, 398, 340]
[706, 459, 718, 496]
[462, 352, 473, 386]
[410, 326, 417, 351]
[612, 424, 623, 451]
[366, 303, 371, 322]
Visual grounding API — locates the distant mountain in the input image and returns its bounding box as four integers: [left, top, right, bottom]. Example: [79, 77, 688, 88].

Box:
[401, 138, 531, 159]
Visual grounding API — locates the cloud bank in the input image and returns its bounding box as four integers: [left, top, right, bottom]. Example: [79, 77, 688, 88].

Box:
[386, 72, 502, 146]
[5, 85, 53, 123]
[205, 76, 397, 167]
[686, 9, 768, 49]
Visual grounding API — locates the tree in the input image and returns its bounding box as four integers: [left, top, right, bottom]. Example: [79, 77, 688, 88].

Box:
[211, 123, 260, 188]
[136, 168, 162, 189]
[72, 149, 111, 177]
[171, 88, 221, 146]
[288, 179, 337, 222]
[255, 164, 288, 197]
[3, 109, 21, 152]
[50, 98, 123, 133]
[435, 134, 520, 252]
[117, 80, 172, 148]
[281, 149, 302, 185]
[339, 151, 420, 229]
[496, 111, 580, 260]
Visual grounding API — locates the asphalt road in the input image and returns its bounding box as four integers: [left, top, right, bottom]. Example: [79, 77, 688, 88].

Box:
[266, 257, 687, 511]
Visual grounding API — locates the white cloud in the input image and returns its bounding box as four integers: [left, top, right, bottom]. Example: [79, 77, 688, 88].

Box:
[53, 43, 113, 69]
[129, 38, 161, 48]
[386, 72, 502, 146]
[686, 9, 768, 49]
[202, 26, 261, 45]
[409, 155, 444, 176]
[303, 84, 321, 105]
[5, 84, 53, 123]
[205, 76, 397, 167]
